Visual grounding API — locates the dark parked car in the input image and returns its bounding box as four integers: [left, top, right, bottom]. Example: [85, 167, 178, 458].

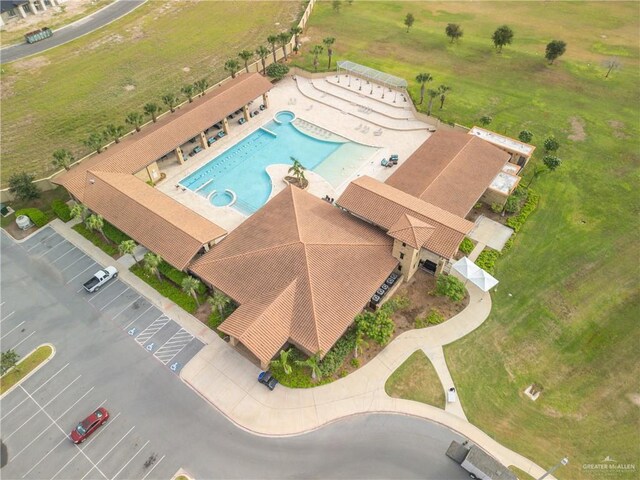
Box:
[258, 371, 278, 390]
[70, 407, 109, 444]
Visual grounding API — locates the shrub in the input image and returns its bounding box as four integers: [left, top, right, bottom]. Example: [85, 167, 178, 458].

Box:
[543, 135, 560, 153]
[51, 200, 72, 222]
[384, 295, 410, 312]
[15, 208, 47, 227]
[502, 235, 515, 253]
[207, 310, 226, 338]
[355, 309, 395, 346]
[103, 222, 131, 244]
[9, 172, 40, 201]
[459, 237, 474, 255]
[506, 190, 540, 233]
[518, 130, 533, 143]
[435, 274, 465, 302]
[426, 309, 445, 325]
[473, 202, 483, 209]
[72, 223, 118, 256]
[265, 62, 290, 80]
[318, 328, 356, 377]
[475, 249, 500, 274]
[415, 315, 428, 329]
[130, 264, 198, 313]
[491, 203, 504, 213]
[158, 262, 207, 295]
[350, 358, 360, 368]
[504, 195, 521, 214]
[543, 154, 562, 171]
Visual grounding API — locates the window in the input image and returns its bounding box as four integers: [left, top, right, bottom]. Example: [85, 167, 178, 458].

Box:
[399, 253, 404, 259]
[8, 8, 17, 17]
[402, 242, 406, 247]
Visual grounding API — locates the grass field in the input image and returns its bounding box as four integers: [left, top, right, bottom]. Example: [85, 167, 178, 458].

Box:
[385, 350, 445, 409]
[0, 1, 304, 183]
[294, 2, 639, 478]
[0, 345, 53, 395]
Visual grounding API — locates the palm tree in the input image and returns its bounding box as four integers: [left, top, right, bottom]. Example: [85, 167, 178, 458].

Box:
[85, 214, 108, 244]
[426, 89, 438, 116]
[270, 349, 292, 375]
[238, 49, 253, 73]
[415, 73, 433, 105]
[323, 37, 336, 69]
[181, 276, 202, 307]
[70, 203, 88, 222]
[224, 59, 240, 79]
[438, 84, 452, 109]
[288, 157, 306, 186]
[207, 291, 231, 319]
[267, 34, 278, 63]
[255, 45, 269, 74]
[103, 124, 125, 144]
[144, 102, 160, 122]
[354, 328, 368, 358]
[143, 252, 163, 282]
[162, 93, 178, 113]
[295, 351, 323, 381]
[311, 45, 324, 72]
[125, 111, 144, 132]
[277, 31, 290, 61]
[52, 148, 74, 171]
[194, 78, 209, 96]
[118, 239, 138, 264]
[181, 84, 195, 103]
[83, 132, 105, 154]
[290, 26, 303, 49]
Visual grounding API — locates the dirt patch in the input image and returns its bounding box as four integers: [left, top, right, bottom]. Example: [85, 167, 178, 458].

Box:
[182, 67, 191, 73]
[626, 393, 640, 406]
[12, 56, 51, 73]
[1, 76, 16, 100]
[84, 33, 124, 51]
[123, 84, 135, 91]
[568, 116, 586, 141]
[2, 222, 40, 240]
[608, 120, 628, 139]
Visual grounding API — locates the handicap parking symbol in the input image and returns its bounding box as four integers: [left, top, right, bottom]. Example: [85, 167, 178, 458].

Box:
[146, 343, 154, 352]
[170, 362, 179, 372]
[128, 328, 136, 336]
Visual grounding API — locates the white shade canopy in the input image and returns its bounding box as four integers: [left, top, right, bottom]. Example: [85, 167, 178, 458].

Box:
[452, 256, 481, 278]
[468, 268, 499, 292]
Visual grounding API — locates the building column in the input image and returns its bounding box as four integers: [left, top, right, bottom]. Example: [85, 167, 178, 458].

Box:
[242, 105, 250, 121]
[0, 15, 4, 28]
[229, 336, 238, 346]
[40, 0, 48, 11]
[175, 147, 184, 165]
[199, 132, 208, 149]
[222, 117, 229, 135]
[262, 92, 270, 109]
[260, 360, 269, 370]
[28, 1, 37, 14]
[18, 4, 28, 17]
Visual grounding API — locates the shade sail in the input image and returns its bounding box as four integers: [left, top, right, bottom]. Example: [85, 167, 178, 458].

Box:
[336, 60, 408, 88]
[452, 257, 481, 278]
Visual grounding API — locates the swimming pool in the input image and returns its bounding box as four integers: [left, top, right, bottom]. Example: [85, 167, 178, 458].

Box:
[180, 111, 378, 214]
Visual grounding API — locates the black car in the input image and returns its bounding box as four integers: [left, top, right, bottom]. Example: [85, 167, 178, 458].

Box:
[258, 371, 278, 390]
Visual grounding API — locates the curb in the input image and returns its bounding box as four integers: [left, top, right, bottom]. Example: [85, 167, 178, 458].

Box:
[0, 343, 55, 399]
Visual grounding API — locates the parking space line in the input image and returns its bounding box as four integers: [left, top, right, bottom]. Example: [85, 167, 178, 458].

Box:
[67, 262, 97, 284]
[10, 331, 36, 351]
[88, 280, 121, 302]
[135, 316, 170, 345]
[19, 386, 108, 480]
[54, 388, 97, 422]
[140, 454, 165, 480]
[112, 296, 141, 320]
[51, 246, 77, 264]
[110, 440, 150, 480]
[99, 287, 129, 311]
[37, 237, 66, 258]
[11, 423, 56, 460]
[1, 320, 25, 340]
[26, 232, 56, 251]
[61, 255, 89, 272]
[1, 310, 15, 323]
[124, 306, 154, 330]
[22, 436, 67, 478]
[79, 426, 135, 480]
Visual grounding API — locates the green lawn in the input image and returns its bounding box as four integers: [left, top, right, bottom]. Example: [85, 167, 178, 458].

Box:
[385, 350, 445, 409]
[0, 1, 305, 184]
[0, 345, 53, 395]
[296, 2, 639, 479]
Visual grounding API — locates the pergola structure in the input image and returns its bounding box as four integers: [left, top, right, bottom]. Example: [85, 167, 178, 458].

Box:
[336, 61, 408, 102]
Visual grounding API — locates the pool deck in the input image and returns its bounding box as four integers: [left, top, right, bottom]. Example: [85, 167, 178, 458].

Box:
[157, 75, 433, 233]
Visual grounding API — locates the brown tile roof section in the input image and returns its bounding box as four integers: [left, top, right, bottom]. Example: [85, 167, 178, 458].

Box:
[53, 73, 273, 202]
[336, 176, 473, 259]
[386, 130, 511, 217]
[190, 186, 398, 366]
[83, 171, 226, 270]
[387, 214, 435, 249]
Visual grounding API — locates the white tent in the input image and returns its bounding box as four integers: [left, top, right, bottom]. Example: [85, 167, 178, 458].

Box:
[468, 269, 499, 292]
[452, 257, 481, 278]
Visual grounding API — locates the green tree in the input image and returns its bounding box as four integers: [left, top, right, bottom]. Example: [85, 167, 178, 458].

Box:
[332, 0, 342, 13]
[238, 49, 254, 73]
[311, 44, 324, 72]
[355, 309, 394, 346]
[435, 274, 465, 302]
[544, 135, 560, 153]
[194, 79, 209, 97]
[118, 239, 139, 263]
[143, 102, 160, 122]
[208, 291, 231, 319]
[492, 25, 514, 52]
[125, 111, 144, 132]
[265, 62, 289, 80]
[162, 93, 178, 113]
[543, 154, 562, 171]
[143, 252, 163, 282]
[267, 34, 278, 63]
[518, 130, 534, 143]
[290, 26, 303, 48]
[271, 349, 293, 375]
[70, 203, 88, 222]
[480, 115, 493, 127]
[85, 213, 109, 244]
[426, 88, 438, 116]
[438, 84, 451, 109]
[354, 327, 368, 358]
[288, 157, 306, 186]
[224, 58, 240, 79]
[8, 172, 40, 201]
[445, 23, 463, 43]
[1, 349, 20, 375]
[404, 12, 415, 33]
[181, 276, 202, 307]
[277, 32, 290, 62]
[103, 124, 125, 144]
[323, 37, 336, 69]
[295, 351, 323, 381]
[83, 132, 105, 154]
[52, 148, 74, 171]
[255, 45, 270, 74]
[545, 40, 567, 64]
[415, 72, 433, 105]
[181, 84, 195, 103]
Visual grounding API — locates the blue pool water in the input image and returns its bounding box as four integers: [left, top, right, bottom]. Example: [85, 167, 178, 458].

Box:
[180, 112, 376, 214]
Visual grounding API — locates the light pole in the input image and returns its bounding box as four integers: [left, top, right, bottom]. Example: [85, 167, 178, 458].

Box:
[538, 457, 569, 480]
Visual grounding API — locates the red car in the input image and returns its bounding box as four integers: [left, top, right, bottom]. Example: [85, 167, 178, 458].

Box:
[70, 407, 109, 444]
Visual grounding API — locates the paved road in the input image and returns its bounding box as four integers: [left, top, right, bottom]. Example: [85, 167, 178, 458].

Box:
[0, 228, 469, 479]
[0, 0, 145, 64]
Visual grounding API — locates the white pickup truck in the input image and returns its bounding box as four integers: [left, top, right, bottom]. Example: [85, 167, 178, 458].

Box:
[83, 266, 118, 293]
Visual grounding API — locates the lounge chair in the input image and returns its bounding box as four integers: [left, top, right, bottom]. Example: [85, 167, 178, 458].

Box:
[207, 136, 216, 146]
[381, 158, 388, 167]
[238, 117, 246, 125]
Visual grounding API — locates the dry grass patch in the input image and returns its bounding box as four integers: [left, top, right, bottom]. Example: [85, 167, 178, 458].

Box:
[385, 350, 445, 409]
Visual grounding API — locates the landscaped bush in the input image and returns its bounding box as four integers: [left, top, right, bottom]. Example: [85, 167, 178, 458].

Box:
[265, 62, 289, 80]
[72, 223, 118, 256]
[355, 309, 395, 346]
[130, 264, 198, 313]
[504, 195, 521, 214]
[103, 222, 131, 244]
[426, 309, 445, 325]
[475, 249, 500, 274]
[318, 328, 356, 377]
[506, 190, 540, 233]
[51, 200, 72, 222]
[491, 203, 504, 214]
[15, 208, 48, 227]
[435, 274, 465, 302]
[270, 347, 332, 388]
[158, 262, 208, 295]
[207, 310, 227, 338]
[459, 237, 474, 255]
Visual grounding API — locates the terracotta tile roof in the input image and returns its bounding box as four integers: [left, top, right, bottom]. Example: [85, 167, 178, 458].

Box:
[387, 214, 435, 249]
[190, 186, 398, 365]
[337, 176, 473, 259]
[386, 130, 511, 216]
[83, 171, 226, 270]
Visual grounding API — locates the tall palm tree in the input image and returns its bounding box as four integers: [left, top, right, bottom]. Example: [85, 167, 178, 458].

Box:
[181, 276, 202, 307]
[323, 37, 336, 69]
[194, 78, 209, 96]
[354, 328, 368, 358]
[118, 239, 138, 264]
[181, 84, 195, 103]
[52, 148, 74, 171]
[311, 45, 324, 72]
[125, 111, 144, 132]
[295, 351, 323, 381]
[162, 93, 178, 113]
[238, 49, 254, 73]
[208, 291, 231, 319]
[415, 73, 433, 105]
[288, 157, 306, 186]
[277, 31, 290, 61]
[426, 88, 439, 116]
[270, 349, 292, 375]
[438, 84, 452, 109]
[83, 132, 105, 154]
[267, 34, 278, 63]
[103, 124, 125, 144]
[290, 26, 303, 49]
[143, 102, 160, 122]
[85, 214, 108, 244]
[143, 252, 163, 282]
[224, 59, 240, 79]
[70, 203, 88, 222]
[255, 45, 269, 74]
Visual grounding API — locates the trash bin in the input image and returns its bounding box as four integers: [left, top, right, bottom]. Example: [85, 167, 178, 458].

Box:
[0, 203, 9, 216]
[447, 387, 457, 403]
